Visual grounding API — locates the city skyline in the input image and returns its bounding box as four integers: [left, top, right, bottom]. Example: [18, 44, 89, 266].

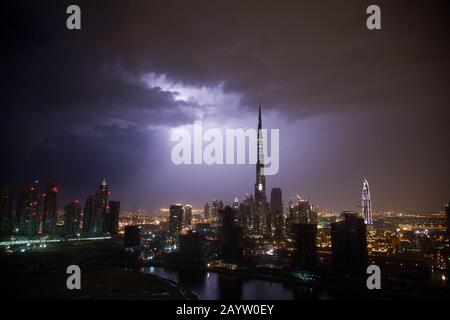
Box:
[1, 108, 447, 217]
[2, 0, 450, 303]
[2, 0, 449, 213]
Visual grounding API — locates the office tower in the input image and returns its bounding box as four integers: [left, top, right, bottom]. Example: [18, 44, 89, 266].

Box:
[233, 198, 240, 224]
[83, 177, 109, 236]
[169, 204, 184, 238]
[106, 200, 120, 235]
[16, 181, 40, 237]
[211, 199, 219, 219]
[219, 206, 243, 260]
[445, 202, 450, 240]
[293, 223, 317, 271]
[254, 105, 267, 205]
[179, 230, 204, 263]
[285, 198, 295, 238]
[42, 183, 58, 235]
[233, 198, 239, 211]
[95, 176, 109, 232]
[184, 204, 192, 226]
[204, 202, 210, 219]
[271, 188, 283, 238]
[297, 196, 312, 224]
[362, 179, 372, 225]
[238, 194, 253, 232]
[124, 225, 141, 249]
[331, 212, 368, 277]
[254, 105, 268, 233]
[0, 186, 14, 237]
[219, 204, 235, 227]
[287, 196, 316, 238]
[83, 195, 95, 235]
[64, 201, 81, 236]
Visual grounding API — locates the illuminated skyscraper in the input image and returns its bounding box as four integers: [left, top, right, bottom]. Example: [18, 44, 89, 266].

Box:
[362, 179, 372, 225]
[204, 202, 210, 219]
[96, 176, 109, 232]
[16, 181, 40, 237]
[64, 200, 81, 236]
[169, 204, 184, 238]
[238, 194, 253, 232]
[211, 199, 220, 219]
[287, 196, 317, 239]
[42, 183, 58, 235]
[184, 204, 192, 226]
[254, 105, 268, 233]
[83, 177, 109, 236]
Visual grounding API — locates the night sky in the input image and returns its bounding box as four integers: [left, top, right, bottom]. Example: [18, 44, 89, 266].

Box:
[1, 0, 449, 212]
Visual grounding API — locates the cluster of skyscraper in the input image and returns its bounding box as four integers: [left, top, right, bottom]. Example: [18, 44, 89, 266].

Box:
[163, 106, 381, 277]
[0, 177, 120, 239]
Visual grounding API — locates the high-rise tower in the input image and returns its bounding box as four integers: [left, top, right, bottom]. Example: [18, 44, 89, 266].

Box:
[64, 200, 81, 236]
[362, 179, 372, 225]
[254, 105, 266, 205]
[83, 176, 109, 236]
[16, 181, 40, 237]
[42, 183, 58, 235]
[270, 188, 283, 237]
[254, 104, 268, 233]
[169, 204, 184, 239]
[331, 212, 368, 277]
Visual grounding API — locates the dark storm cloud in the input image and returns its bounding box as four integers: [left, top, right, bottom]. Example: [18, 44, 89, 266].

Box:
[1, 0, 449, 210]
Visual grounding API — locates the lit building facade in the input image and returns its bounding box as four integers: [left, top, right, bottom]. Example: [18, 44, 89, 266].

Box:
[362, 179, 372, 225]
[42, 183, 58, 235]
[169, 204, 184, 238]
[64, 200, 81, 236]
[16, 181, 40, 237]
[254, 105, 268, 234]
[83, 177, 109, 236]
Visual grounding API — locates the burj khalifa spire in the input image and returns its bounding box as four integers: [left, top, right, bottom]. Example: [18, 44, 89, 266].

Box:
[255, 104, 266, 205]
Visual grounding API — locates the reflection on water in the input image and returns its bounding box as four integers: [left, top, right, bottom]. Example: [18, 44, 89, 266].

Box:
[143, 266, 332, 300]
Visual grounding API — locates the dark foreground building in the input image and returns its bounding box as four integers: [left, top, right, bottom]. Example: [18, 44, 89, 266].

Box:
[219, 206, 243, 260]
[271, 188, 283, 238]
[179, 230, 204, 264]
[124, 225, 141, 249]
[331, 212, 368, 278]
[105, 200, 120, 235]
[293, 223, 317, 271]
